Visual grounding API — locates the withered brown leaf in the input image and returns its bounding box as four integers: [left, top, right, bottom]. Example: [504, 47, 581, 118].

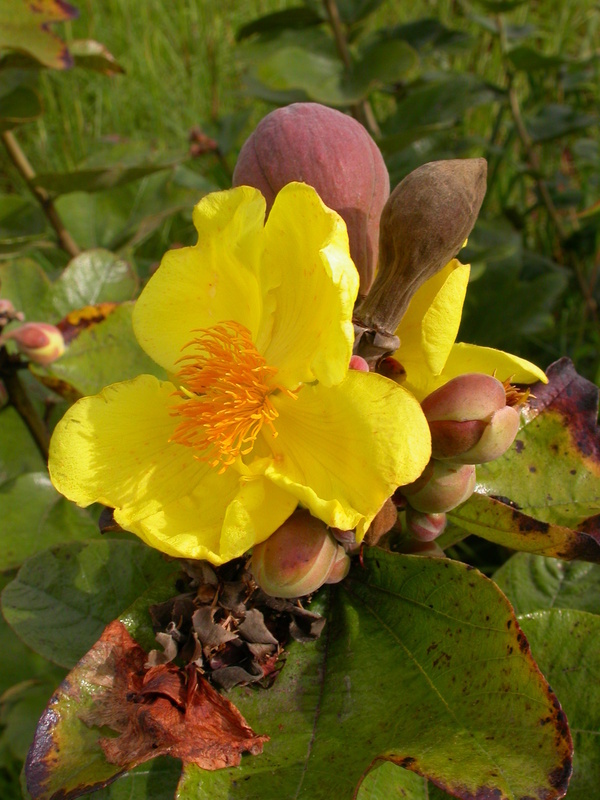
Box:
[82, 620, 268, 770]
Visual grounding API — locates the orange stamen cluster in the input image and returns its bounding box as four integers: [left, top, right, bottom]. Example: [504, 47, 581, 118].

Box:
[171, 321, 291, 472]
[503, 378, 531, 408]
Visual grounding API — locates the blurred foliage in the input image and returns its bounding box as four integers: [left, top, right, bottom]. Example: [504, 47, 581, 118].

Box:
[0, 0, 599, 798]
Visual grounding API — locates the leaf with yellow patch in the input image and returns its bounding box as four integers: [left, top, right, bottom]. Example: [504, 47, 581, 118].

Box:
[0, 0, 78, 70]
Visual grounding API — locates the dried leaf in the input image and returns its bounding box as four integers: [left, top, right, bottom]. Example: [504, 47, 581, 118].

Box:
[81, 621, 268, 770]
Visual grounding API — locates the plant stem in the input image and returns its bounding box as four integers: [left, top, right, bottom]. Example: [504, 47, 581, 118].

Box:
[3, 363, 50, 460]
[322, 0, 381, 137]
[1, 130, 81, 259]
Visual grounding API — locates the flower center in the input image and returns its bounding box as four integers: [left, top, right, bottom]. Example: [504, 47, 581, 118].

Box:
[171, 321, 292, 472]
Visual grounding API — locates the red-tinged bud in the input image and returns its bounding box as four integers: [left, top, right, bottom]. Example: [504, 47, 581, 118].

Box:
[233, 102, 389, 296]
[0, 299, 24, 326]
[349, 355, 369, 372]
[364, 497, 398, 546]
[451, 404, 520, 465]
[324, 548, 351, 584]
[422, 374, 520, 463]
[405, 507, 447, 542]
[0, 322, 65, 365]
[396, 538, 446, 558]
[402, 460, 475, 514]
[251, 509, 347, 598]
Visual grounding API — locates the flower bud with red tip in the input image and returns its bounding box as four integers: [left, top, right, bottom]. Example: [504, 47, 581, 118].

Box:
[233, 102, 389, 296]
[401, 459, 476, 514]
[406, 507, 447, 542]
[0, 322, 65, 365]
[421, 373, 520, 464]
[251, 509, 349, 598]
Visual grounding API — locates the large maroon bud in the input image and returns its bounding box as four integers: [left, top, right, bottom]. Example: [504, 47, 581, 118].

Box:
[233, 103, 389, 296]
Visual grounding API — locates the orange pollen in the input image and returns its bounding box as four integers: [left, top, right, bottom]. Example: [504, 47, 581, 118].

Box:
[170, 321, 296, 472]
[503, 378, 531, 408]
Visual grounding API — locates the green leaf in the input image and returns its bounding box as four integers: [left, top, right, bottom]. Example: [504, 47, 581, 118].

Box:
[0, 85, 41, 130]
[519, 610, 600, 800]
[30, 302, 166, 399]
[177, 550, 572, 800]
[236, 7, 323, 41]
[506, 45, 567, 71]
[1, 539, 175, 668]
[526, 104, 597, 143]
[384, 18, 470, 52]
[69, 39, 125, 75]
[0, 407, 45, 487]
[0, 679, 65, 763]
[0, 472, 98, 573]
[33, 155, 185, 196]
[494, 553, 600, 616]
[0, 258, 51, 320]
[349, 38, 417, 95]
[0, 0, 77, 70]
[23, 570, 181, 800]
[0, 196, 48, 253]
[42, 249, 138, 318]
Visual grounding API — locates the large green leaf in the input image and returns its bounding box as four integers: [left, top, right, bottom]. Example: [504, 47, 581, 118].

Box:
[0, 0, 77, 70]
[506, 45, 567, 71]
[236, 7, 323, 40]
[447, 359, 600, 561]
[1, 539, 175, 667]
[519, 611, 600, 800]
[494, 553, 600, 615]
[0, 472, 98, 572]
[0, 196, 48, 253]
[41, 249, 138, 318]
[177, 550, 571, 800]
[30, 303, 166, 399]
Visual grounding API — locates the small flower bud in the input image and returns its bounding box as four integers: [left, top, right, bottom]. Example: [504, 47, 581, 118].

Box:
[0, 322, 65, 365]
[0, 299, 24, 326]
[349, 355, 369, 372]
[324, 547, 351, 584]
[251, 509, 347, 598]
[401, 460, 475, 514]
[363, 497, 398, 546]
[233, 102, 390, 296]
[405, 507, 447, 542]
[422, 374, 520, 463]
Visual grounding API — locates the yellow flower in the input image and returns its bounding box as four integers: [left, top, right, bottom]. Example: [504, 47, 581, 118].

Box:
[49, 183, 431, 565]
[393, 257, 547, 402]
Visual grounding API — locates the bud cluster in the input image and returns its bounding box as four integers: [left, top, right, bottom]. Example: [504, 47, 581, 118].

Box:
[399, 373, 522, 543]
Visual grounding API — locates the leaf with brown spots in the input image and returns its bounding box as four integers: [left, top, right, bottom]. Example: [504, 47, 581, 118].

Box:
[25, 620, 267, 800]
[0, 0, 78, 70]
[446, 359, 600, 562]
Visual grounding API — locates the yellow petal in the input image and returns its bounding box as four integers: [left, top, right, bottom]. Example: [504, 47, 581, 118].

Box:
[259, 182, 359, 389]
[48, 374, 296, 564]
[133, 187, 270, 374]
[395, 259, 470, 400]
[440, 342, 548, 385]
[263, 371, 431, 537]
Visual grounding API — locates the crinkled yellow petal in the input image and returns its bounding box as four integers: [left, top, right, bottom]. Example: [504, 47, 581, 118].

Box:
[259, 182, 359, 389]
[48, 374, 296, 564]
[263, 371, 431, 538]
[133, 187, 271, 374]
[394, 259, 470, 400]
[441, 342, 548, 385]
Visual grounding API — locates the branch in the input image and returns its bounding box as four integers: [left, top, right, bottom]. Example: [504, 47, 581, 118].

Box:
[1, 130, 81, 259]
[322, 0, 381, 137]
[3, 361, 50, 460]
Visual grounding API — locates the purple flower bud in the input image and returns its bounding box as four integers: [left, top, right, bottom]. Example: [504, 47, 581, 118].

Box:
[251, 509, 348, 598]
[405, 507, 447, 542]
[422, 374, 520, 463]
[401, 460, 476, 514]
[233, 102, 390, 296]
[1, 322, 65, 365]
